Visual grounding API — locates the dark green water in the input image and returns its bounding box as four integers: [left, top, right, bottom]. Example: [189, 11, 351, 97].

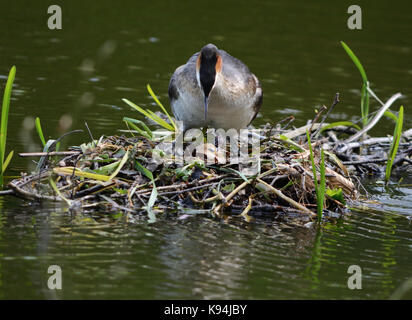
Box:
[0, 0, 411, 299]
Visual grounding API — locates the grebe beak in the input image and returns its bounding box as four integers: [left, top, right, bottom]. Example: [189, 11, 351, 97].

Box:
[204, 96, 208, 122]
[197, 44, 222, 126]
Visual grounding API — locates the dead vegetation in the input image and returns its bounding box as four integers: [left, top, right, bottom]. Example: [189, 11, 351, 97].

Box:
[4, 89, 411, 224]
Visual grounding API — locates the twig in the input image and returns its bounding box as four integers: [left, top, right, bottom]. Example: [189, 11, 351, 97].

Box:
[308, 105, 328, 139]
[85, 122, 96, 147]
[213, 179, 251, 215]
[19, 151, 80, 157]
[0, 189, 14, 196]
[154, 182, 218, 197]
[240, 195, 254, 222]
[311, 93, 340, 139]
[256, 178, 316, 217]
[344, 93, 402, 143]
[99, 194, 135, 213]
[37, 129, 84, 172]
[135, 175, 231, 196]
[280, 116, 295, 130]
[336, 128, 412, 154]
[343, 158, 388, 165]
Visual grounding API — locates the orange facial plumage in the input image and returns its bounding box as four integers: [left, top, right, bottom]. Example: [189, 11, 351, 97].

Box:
[215, 54, 222, 73]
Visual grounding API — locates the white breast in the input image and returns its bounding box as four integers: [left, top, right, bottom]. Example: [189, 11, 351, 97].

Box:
[172, 71, 256, 131]
[205, 73, 256, 130]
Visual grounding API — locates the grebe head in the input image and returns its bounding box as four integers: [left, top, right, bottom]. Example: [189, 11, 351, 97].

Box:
[196, 44, 222, 122]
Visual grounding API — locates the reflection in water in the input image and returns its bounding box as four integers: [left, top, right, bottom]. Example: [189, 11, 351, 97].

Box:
[0, 196, 411, 299]
[305, 228, 322, 291]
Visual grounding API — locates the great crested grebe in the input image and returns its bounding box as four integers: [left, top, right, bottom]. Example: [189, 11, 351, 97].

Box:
[168, 43, 262, 131]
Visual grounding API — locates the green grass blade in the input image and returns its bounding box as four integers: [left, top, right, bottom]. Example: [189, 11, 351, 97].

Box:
[123, 98, 174, 131]
[146, 188, 158, 223]
[53, 167, 112, 181]
[340, 41, 368, 82]
[122, 98, 152, 119]
[147, 184, 158, 208]
[384, 110, 398, 122]
[326, 188, 346, 205]
[147, 84, 176, 131]
[1, 150, 13, 175]
[278, 134, 305, 152]
[135, 160, 154, 180]
[123, 121, 150, 139]
[36, 139, 56, 172]
[324, 150, 349, 176]
[341, 41, 370, 127]
[108, 150, 129, 180]
[385, 106, 404, 182]
[35, 117, 46, 147]
[360, 84, 366, 121]
[135, 160, 157, 222]
[92, 160, 121, 176]
[49, 176, 72, 205]
[361, 82, 370, 125]
[307, 130, 324, 220]
[123, 117, 153, 139]
[319, 148, 326, 221]
[306, 130, 318, 191]
[146, 109, 175, 131]
[0, 66, 16, 176]
[123, 117, 152, 137]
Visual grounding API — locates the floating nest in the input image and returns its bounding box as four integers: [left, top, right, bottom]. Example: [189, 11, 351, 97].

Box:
[8, 100, 412, 224]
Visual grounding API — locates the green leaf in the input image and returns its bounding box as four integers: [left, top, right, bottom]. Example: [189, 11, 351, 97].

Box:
[122, 98, 174, 131]
[53, 167, 112, 182]
[113, 188, 128, 195]
[340, 41, 368, 83]
[0, 66, 16, 185]
[384, 110, 398, 122]
[361, 82, 370, 126]
[35, 117, 46, 147]
[175, 165, 193, 181]
[324, 150, 349, 177]
[280, 180, 294, 190]
[306, 130, 318, 192]
[146, 109, 175, 132]
[222, 166, 250, 182]
[93, 160, 121, 176]
[385, 106, 404, 182]
[135, 160, 157, 223]
[135, 160, 154, 180]
[326, 188, 346, 204]
[147, 185, 158, 208]
[49, 176, 72, 206]
[319, 148, 326, 220]
[36, 139, 57, 172]
[1, 150, 13, 174]
[147, 84, 176, 131]
[278, 134, 305, 152]
[222, 183, 235, 192]
[123, 117, 153, 139]
[307, 130, 324, 221]
[108, 150, 129, 180]
[341, 41, 370, 127]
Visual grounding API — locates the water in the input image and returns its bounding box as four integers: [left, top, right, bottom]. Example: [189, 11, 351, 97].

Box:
[0, 0, 411, 299]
